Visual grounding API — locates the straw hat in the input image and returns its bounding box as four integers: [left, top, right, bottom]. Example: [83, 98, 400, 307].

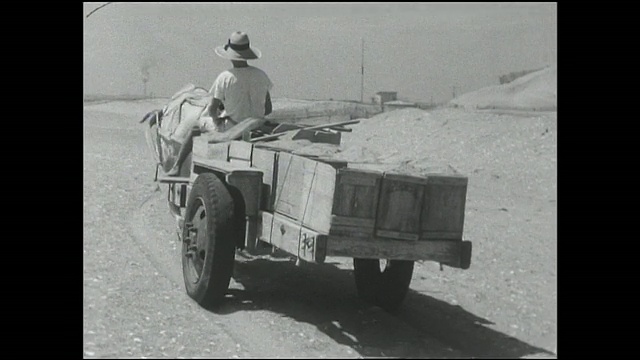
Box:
[214, 31, 262, 60]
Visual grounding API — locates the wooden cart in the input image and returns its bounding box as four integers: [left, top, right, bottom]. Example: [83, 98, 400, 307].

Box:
[157, 125, 472, 312]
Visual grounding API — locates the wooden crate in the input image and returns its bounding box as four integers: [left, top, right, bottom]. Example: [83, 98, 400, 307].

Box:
[376, 173, 427, 241]
[375, 173, 468, 241]
[193, 137, 468, 245]
[420, 175, 468, 240]
[330, 168, 383, 238]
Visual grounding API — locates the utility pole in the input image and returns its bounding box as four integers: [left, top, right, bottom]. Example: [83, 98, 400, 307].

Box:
[360, 38, 365, 103]
[452, 85, 457, 99]
[142, 65, 150, 97]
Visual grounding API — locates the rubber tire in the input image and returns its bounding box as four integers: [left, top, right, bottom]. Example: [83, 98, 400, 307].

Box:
[182, 173, 237, 309]
[353, 258, 414, 312]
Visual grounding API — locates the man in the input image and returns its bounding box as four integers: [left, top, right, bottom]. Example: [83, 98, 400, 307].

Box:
[204, 31, 273, 141]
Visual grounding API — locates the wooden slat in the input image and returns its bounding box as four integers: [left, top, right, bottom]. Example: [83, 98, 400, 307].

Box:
[376, 230, 420, 241]
[316, 158, 348, 169]
[291, 129, 342, 145]
[229, 158, 252, 167]
[384, 172, 430, 185]
[192, 156, 256, 173]
[420, 178, 468, 240]
[427, 175, 468, 186]
[251, 148, 278, 211]
[338, 168, 381, 186]
[192, 136, 229, 161]
[228, 140, 253, 161]
[352, 182, 380, 219]
[376, 175, 424, 235]
[257, 211, 274, 244]
[249, 119, 360, 142]
[274, 153, 307, 220]
[260, 212, 327, 263]
[302, 161, 337, 233]
[331, 215, 375, 228]
[421, 231, 463, 240]
[332, 169, 382, 222]
[329, 225, 375, 238]
[273, 153, 320, 222]
[326, 237, 463, 263]
[272, 123, 302, 134]
[332, 182, 356, 216]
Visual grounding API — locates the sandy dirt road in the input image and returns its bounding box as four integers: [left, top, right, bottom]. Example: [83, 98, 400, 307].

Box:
[83, 100, 556, 358]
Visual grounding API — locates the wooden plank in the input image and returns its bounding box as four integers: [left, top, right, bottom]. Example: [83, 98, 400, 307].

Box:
[265, 152, 338, 233]
[384, 172, 430, 185]
[192, 156, 256, 173]
[331, 215, 375, 228]
[257, 211, 274, 244]
[316, 158, 348, 169]
[421, 178, 468, 241]
[329, 225, 374, 238]
[427, 175, 468, 186]
[273, 122, 352, 133]
[249, 119, 360, 142]
[302, 162, 337, 233]
[326, 236, 463, 263]
[251, 148, 278, 211]
[291, 129, 342, 145]
[376, 175, 425, 235]
[272, 123, 302, 134]
[338, 168, 381, 186]
[332, 182, 356, 216]
[332, 169, 382, 221]
[262, 212, 326, 263]
[274, 153, 316, 221]
[352, 182, 380, 219]
[228, 140, 253, 161]
[229, 158, 252, 167]
[376, 230, 420, 241]
[421, 231, 463, 240]
[192, 136, 229, 161]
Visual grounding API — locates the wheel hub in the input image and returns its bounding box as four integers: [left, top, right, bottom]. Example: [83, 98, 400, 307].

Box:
[183, 203, 208, 283]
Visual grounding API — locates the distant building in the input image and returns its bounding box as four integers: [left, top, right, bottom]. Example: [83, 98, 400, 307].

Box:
[374, 91, 398, 105]
[383, 100, 417, 112]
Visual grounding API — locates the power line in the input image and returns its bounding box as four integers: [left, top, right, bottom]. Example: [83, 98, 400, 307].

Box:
[86, 2, 115, 19]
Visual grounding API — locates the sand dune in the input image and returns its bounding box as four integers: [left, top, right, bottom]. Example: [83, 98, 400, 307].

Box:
[450, 65, 557, 111]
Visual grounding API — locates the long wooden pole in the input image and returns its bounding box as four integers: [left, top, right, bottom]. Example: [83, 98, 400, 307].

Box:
[249, 119, 361, 143]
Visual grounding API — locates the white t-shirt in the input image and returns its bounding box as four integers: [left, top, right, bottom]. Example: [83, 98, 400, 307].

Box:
[209, 66, 273, 123]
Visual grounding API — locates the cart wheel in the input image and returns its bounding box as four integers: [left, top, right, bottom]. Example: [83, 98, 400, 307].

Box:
[353, 258, 414, 312]
[181, 173, 237, 309]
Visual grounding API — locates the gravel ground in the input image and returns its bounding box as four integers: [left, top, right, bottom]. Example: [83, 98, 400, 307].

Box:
[84, 99, 556, 358]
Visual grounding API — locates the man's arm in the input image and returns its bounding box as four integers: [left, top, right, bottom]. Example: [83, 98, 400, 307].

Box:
[264, 92, 272, 116]
[206, 117, 266, 143]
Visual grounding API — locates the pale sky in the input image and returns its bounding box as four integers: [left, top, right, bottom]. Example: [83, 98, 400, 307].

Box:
[83, 2, 557, 103]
